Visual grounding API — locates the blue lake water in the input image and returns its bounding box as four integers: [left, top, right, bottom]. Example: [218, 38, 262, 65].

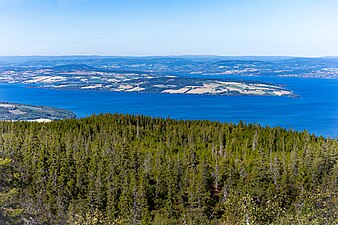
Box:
[0, 77, 337, 137]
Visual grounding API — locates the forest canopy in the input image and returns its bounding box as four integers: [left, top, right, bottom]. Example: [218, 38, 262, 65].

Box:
[0, 114, 337, 224]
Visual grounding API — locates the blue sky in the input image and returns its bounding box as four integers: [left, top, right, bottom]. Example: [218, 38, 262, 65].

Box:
[0, 0, 338, 56]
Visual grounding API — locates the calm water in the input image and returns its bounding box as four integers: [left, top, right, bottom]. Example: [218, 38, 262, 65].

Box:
[0, 77, 337, 137]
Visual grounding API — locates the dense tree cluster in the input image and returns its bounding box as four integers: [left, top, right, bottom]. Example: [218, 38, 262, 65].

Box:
[0, 114, 337, 224]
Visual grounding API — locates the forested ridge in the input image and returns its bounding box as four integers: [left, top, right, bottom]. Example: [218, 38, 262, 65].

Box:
[0, 114, 337, 224]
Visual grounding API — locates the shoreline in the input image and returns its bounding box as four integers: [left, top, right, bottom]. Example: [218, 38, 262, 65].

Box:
[0, 102, 76, 121]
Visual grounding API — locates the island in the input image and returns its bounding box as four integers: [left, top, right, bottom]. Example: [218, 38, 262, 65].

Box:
[0, 102, 76, 121]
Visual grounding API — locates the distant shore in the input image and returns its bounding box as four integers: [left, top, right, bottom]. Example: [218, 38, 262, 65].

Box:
[0, 102, 75, 121]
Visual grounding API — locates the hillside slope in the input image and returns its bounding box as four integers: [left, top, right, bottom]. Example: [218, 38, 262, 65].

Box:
[0, 114, 337, 224]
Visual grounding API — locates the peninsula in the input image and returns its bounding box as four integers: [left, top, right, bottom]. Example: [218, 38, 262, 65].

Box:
[0, 102, 76, 121]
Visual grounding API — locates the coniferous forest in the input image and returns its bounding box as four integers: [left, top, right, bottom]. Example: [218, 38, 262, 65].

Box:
[0, 114, 337, 224]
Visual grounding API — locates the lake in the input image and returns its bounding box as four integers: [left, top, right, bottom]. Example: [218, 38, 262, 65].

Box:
[0, 77, 337, 137]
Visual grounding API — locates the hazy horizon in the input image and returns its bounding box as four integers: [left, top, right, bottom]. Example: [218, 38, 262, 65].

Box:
[1, 0, 338, 56]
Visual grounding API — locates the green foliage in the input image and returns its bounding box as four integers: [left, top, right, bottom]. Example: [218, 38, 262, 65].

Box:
[0, 114, 337, 224]
[0, 158, 23, 224]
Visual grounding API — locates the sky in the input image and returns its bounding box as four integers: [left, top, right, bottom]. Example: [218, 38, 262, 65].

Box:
[0, 0, 338, 56]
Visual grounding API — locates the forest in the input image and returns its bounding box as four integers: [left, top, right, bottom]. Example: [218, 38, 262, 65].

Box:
[0, 114, 337, 224]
